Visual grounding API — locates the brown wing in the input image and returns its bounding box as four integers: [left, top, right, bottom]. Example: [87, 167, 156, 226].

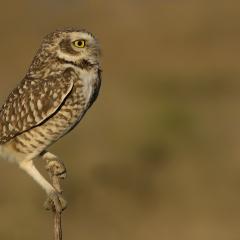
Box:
[0, 68, 76, 144]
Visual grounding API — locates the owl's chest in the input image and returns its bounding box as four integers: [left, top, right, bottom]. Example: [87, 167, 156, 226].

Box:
[76, 68, 97, 105]
[66, 68, 98, 110]
[54, 67, 99, 129]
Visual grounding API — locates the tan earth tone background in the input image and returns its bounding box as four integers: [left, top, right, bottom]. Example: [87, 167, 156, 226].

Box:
[0, 0, 240, 239]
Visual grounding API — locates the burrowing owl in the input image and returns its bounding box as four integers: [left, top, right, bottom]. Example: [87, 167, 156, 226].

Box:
[0, 28, 101, 212]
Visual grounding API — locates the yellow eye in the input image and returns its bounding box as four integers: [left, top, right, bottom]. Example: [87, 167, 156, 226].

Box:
[73, 40, 86, 48]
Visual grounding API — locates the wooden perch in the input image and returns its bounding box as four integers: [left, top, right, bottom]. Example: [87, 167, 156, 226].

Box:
[46, 162, 67, 240]
[50, 174, 63, 240]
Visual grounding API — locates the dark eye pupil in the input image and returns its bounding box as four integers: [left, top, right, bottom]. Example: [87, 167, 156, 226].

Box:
[73, 40, 84, 47]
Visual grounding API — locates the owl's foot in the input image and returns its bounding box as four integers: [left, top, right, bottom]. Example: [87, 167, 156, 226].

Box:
[45, 158, 67, 180]
[43, 153, 67, 193]
[44, 191, 67, 213]
[42, 151, 67, 212]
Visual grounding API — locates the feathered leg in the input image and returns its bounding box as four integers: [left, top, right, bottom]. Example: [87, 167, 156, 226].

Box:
[19, 159, 67, 213]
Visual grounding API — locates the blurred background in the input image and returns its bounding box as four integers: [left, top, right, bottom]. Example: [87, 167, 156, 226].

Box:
[0, 0, 240, 239]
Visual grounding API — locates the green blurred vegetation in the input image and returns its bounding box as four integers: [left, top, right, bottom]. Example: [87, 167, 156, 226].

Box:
[0, 0, 240, 239]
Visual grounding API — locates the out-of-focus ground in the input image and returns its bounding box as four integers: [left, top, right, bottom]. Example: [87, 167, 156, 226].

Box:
[0, 1, 240, 239]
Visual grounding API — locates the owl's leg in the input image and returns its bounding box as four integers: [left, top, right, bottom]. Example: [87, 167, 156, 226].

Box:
[19, 159, 67, 213]
[41, 151, 67, 182]
[40, 151, 67, 211]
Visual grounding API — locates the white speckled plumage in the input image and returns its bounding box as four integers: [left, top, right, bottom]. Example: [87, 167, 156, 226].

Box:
[0, 28, 102, 206]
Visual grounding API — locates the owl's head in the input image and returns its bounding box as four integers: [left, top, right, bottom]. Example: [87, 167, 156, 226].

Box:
[41, 28, 100, 67]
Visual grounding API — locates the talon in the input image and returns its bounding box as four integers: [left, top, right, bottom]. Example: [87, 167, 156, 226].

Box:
[44, 191, 67, 213]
